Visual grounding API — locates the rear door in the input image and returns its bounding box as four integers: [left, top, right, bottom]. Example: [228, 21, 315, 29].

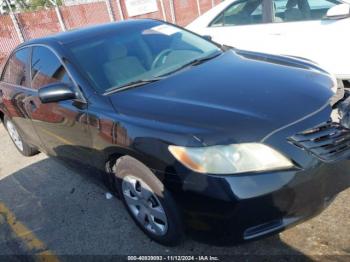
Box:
[253, 0, 345, 66]
[0, 47, 42, 148]
[27, 45, 93, 164]
[265, 0, 342, 46]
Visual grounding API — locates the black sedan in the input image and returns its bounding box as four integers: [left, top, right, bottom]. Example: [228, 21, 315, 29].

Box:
[0, 19, 349, 246]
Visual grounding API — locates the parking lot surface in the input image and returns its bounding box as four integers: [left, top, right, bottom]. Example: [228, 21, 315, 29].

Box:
[0, 124, 349, 261]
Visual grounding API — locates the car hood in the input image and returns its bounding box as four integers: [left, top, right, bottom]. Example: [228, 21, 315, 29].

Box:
[108, 50, 335, 146]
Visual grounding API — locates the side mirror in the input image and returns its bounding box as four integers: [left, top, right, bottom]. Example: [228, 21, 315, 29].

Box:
[39, 83, 77, 103]
[326, 4, 350, 19]
[202, 35, 212, 41]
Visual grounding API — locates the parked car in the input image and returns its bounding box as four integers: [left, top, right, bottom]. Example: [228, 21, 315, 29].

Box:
[0, 19, 349, 246]
[187, 0, 350, 86]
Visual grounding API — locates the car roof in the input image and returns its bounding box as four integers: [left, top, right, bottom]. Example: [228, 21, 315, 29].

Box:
[18, 19, 162, 48]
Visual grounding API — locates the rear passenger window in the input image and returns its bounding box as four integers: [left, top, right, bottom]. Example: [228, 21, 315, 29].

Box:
[31, 46, 71, 90]
[1, 48, 29, 86]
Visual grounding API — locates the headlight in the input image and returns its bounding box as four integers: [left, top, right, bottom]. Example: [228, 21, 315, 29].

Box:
[168, 143, 293, 175]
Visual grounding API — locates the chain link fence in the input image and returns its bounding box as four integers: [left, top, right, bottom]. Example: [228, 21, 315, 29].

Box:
[0, 0, 223, 68]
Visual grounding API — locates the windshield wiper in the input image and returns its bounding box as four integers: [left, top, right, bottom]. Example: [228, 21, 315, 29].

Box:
[158, 52, 221, 77]
[191, 51, 222, 66]
[105, 77, 163, 94]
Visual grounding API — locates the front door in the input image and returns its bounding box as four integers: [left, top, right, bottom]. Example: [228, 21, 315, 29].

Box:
[27, 45, 93, 164]
[204, 0, 275, 51]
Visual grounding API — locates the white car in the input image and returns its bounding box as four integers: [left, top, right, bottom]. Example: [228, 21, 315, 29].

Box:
[187, 0, 350, 84]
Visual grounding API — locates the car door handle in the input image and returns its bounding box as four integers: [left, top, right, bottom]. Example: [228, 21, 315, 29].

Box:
[270, 33, 282, 36]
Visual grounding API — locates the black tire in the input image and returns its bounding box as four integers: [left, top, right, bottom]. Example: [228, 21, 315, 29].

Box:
[4, 115, 39, 157]
[114, 156, 184, 246]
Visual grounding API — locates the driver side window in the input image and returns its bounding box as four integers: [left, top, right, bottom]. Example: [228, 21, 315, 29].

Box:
[30, 46, 72, 90]
[210, 0, 263, 27]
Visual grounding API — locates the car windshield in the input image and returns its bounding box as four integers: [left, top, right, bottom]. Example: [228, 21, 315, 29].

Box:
[66, 21, 222, 93]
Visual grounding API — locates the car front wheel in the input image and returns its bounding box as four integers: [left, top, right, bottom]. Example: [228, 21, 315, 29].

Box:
[114, 156, 184, 246]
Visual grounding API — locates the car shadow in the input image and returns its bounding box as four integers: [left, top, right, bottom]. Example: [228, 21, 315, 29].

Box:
[0, 156, 311, 260]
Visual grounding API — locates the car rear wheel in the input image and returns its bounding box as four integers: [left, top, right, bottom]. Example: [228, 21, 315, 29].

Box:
[114, 156, 184, 246]
[4, 116, 39, 157]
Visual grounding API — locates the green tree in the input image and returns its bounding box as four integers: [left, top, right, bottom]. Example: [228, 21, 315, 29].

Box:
[1, 0, 63, 13]
[27, 0, 63, 11]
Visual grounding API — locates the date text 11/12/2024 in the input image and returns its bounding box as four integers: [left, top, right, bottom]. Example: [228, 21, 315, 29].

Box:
[127, 256, 220, 261]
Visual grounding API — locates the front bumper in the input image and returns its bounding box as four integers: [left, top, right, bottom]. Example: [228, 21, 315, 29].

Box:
[168, 160, 350, 244]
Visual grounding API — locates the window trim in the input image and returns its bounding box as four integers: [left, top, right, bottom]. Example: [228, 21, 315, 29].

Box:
[208, 0, 272, 27]
[0, 46, 31, 88]
[264, 0, 274, 23]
